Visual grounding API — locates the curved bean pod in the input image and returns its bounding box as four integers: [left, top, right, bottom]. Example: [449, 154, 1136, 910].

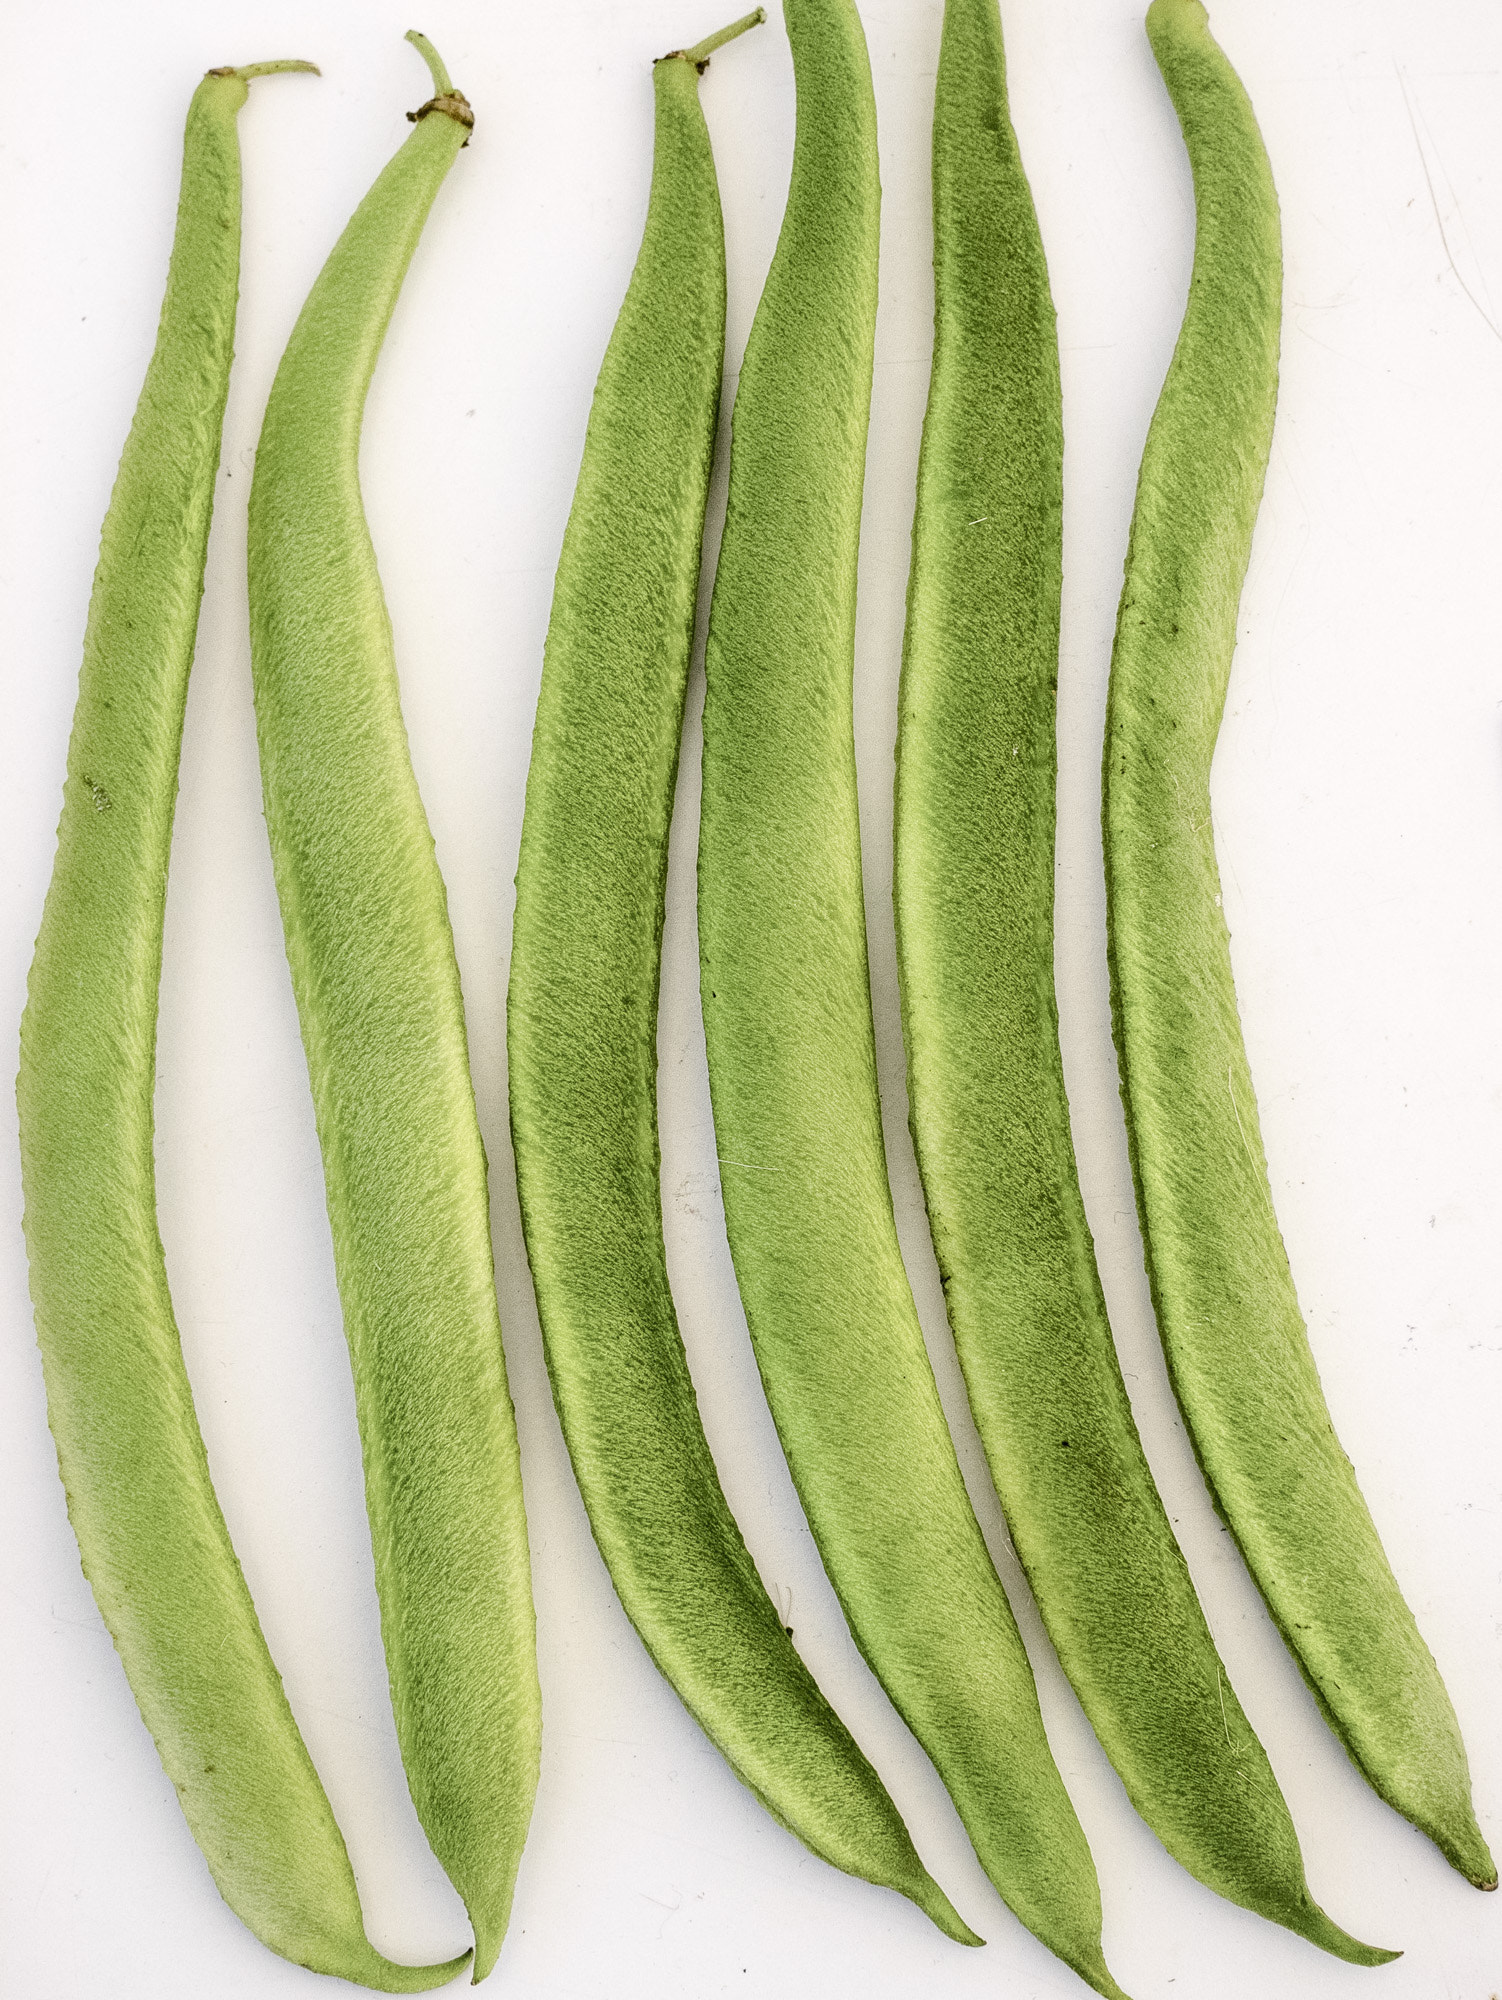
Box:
[1103, 0, 1492, 1892]
[697, 1, 1126, 1990]
[17, 61, 468, 1992]
[895, 0, 1391, 1966]
[247, 35, 540, 1980]
[507, 11, 970, 1943]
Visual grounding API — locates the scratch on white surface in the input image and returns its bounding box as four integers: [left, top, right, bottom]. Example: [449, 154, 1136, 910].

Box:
[640, 1888, 683, 1940]
[1396, 63, 1502, 345]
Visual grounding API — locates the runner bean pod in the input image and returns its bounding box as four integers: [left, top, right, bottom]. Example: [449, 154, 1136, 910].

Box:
[17, 61, 468, 1991]
[895, 0, 1392, 1965]
[697, 1, 1126, 1990]
[1103, 0, 1493, 1892]
[507, 10, 971, 1941]
[247, 34, 540, 1981]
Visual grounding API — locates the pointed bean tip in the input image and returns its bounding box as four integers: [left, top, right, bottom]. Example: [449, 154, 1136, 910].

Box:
[341, 1941, 472, 1993]
[1328, 1930, 1403, 1969]
[379, 1944, 474, 1993]
[1056, 1947, 1132, 2000]
[1294, 1891, 1399, 1965]
[1460, 1841, 1498, 1890]
[1094, 1973, 1134, 2000]
[912, 1878, 982, 1946]
[1461, 1831, 1497, 1889]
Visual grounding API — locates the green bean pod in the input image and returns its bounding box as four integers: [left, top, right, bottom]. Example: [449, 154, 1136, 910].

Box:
[1103, 0, 1493, 1892]
[895, 0, 1393, 1966]
[247, 35, 539, 1981]
[17, 62, 468, 1992]
[697, 1, 1126, 1990]
[507, 12, 970, 1943]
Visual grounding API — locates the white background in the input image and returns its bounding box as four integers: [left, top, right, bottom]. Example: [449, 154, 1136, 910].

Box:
[2, 1, 1500, 1995]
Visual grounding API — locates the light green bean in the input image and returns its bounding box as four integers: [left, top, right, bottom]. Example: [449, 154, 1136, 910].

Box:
[698, 1, 1127, 1990]
[1104, 0, 1492, 1892]
[247, 34, 540, 1981]
[18, 60, 468, 1991]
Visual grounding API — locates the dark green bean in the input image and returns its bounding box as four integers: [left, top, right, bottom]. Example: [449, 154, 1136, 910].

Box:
[895, 0, 1392, 1965]
[508, 9, 971, 1942]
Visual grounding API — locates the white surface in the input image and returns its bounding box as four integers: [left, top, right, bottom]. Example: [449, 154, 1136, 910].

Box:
[2, 1, 1500, 1994]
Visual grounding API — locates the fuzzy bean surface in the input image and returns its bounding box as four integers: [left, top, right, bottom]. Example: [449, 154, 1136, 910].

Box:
[697, 1, 1126, 1991]
[247, 40, 540, 1982]
[894, 0, 1391, 1967]
[507, 19, 969, 1943]
[16, 63, 469, 1993]
[1103, 0, 1492, 1893]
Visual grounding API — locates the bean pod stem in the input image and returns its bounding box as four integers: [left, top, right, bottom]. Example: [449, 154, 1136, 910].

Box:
[18, 61, 468, 1992]
[697, 1, 1127, 1990]
[895, 0, 1394, 1965]
[247, 33, 541, 1981]
[1103, 0, 1492, 1892]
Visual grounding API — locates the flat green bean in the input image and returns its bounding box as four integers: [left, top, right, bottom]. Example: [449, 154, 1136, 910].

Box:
[1103, 0, 1493, 1892]
[508, 10, 970, 1942]
[247, 34, 540, 1981]
[17, 61, 467, 1991]
[697, 1, 1127, 1990]
[895, 0, 1392, 1965]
